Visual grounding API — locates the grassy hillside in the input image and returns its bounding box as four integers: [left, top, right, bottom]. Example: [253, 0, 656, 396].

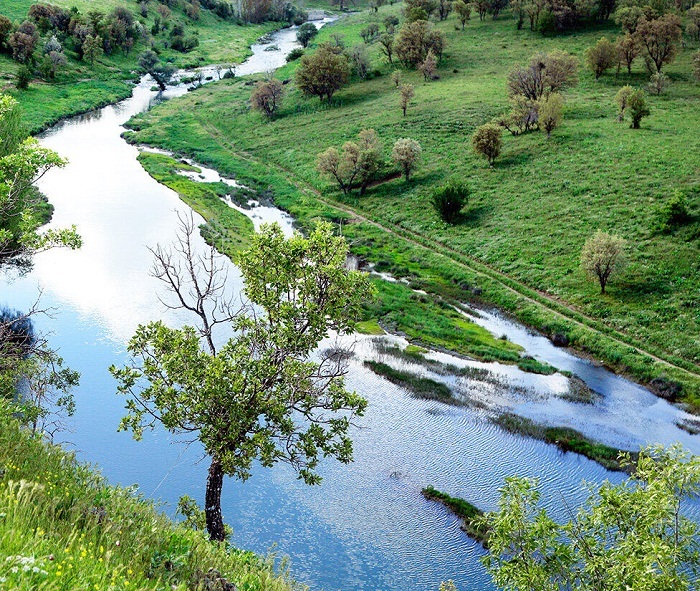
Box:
[0, 402, 299, 591]
[124, 6, 700, 407]
[0, 0, 280, 132]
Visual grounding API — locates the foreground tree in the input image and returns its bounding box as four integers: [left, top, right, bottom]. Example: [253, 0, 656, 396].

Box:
[296, 45, 350, 102]
[472, 123, 502, 166]
[250, 78, 284, 118]
[392, 138, 422, 181]
[111, 219, 374, 542]
[580, 230, 626, 294]
[484, 445, 700, 591]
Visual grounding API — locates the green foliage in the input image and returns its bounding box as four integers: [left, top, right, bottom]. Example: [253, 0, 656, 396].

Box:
[580, 230, 626, 294]
[585, 37, 617, 79]
[422, 486, 488, 543]
[391, 137, 422, 180]
[296, 44, 350, 102]
[15, 65, 32, 89]
[296, 22, 318, 48]
[484, 445, 700, 591]
[285, 47, 304, 62]
[431, 180, 469, 223]
[536, 92, 563, 138]
[655, 191, 691, 233]
[472, 123, 502, 165]
[317, 128, 383, 194]
[363, 360, 454, 401]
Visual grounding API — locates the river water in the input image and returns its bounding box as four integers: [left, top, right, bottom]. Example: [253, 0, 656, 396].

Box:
[2, 21, 699, 591]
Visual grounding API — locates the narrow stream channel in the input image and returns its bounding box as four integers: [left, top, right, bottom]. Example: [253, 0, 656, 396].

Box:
[1, 20, 698, 591]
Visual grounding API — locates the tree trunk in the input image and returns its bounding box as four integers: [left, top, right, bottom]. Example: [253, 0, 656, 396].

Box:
[205, 456, 226, 542]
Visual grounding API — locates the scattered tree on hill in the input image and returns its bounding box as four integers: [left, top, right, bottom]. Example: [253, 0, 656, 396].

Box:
[400, 83, 415, 116]
[392, 138, 422, 181]
[296, 45, 350, 103]
[419, 50, 438, 80]
[296, 22, 318, 47]
[370, 0, 386, 12]
[537, 92, 563, 138]
[82, 34, 104, 66]
[647, 71, 669, 95]
[9, 22, 39, 63]
[484, 445, 700, 591]
[615, 86, 649, 128]
[384, 15, 400, 33]
[687, 6, 700, 42]
[350, 44, 371, 80]
[472, 123, 502, 166]
[454, 0, 472, 28]
[507, 51, 578, 101]
[250, 78, 284, 118]
[635, 14, 682, 73]
[616, 33, 640, 75]
[378, 33, 394, 63]
[586, 37, 617, 79]
[111, 219, 373, 542]
[580, 230, 626, 293]
[474, 0, 490, 20]
[488, 0, 508, 19]
[614, 5, 645, 34]
[394, 20, 446, 68]
[39, 51, 67, 80]
[139, 50, 176, 91]
[437, 0, 453, 20]
[0, 15, 12, 49]
[317, 129, 383, 195]
[404, 0, 439, 20]
[432, 181, 469, 223]
[359, 23, 379, 43]
[392, 69, 402, 87]
[495, 95, 540, 136]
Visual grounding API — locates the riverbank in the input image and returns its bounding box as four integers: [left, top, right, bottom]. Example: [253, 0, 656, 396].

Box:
[122, 5, 700, 411]
[422, 486, 488, 546]
[0, 402, 299, 591]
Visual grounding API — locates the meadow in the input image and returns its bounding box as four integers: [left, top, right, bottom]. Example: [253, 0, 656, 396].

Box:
[125, 5, 700, 406]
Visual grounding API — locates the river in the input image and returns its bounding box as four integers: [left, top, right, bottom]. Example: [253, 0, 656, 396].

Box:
[1, 19, 698, 591]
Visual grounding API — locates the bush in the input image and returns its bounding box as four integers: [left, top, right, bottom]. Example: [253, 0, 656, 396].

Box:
[296, 22, 318, 48]
[586, 37, 617, 79]
[432, 181, 469, 223]
[656, 191, 691, 232]
[472, 123, 502, 166]
[15, 65, 32, 89]
[286, 47, 304, 62]
[392, 138, 422, 181]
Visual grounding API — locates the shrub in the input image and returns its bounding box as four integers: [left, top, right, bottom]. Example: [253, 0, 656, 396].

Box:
[15, 65, 32, 89]
[586, 37, 617, 79]
[537, 92, 563, 138]
[432, 181, 469, 223]
[392, 138, 422, 181]
[296, 22, 318, 48]
[647, 72, 669, 95]
[656, 191, 691, 232]
[399, 83, 415, 116]
[286, 47, 304, 62]
[472, 123, 502, 166]
[615, 86, 649, 128]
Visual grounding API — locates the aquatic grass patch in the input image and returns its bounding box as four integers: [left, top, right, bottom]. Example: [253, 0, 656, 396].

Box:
[492, 413, 634, 472]
[0, 401, 298, 591]
[422, 486, 489, 545]
[364, 360, 454, 403]
[516, 356, 558, 375]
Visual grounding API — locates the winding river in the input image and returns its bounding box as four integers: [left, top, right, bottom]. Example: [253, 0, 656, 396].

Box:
[2, 20, 699, 591]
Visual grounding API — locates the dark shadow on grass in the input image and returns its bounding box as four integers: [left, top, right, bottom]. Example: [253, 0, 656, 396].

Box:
[452, 204, 493, 227]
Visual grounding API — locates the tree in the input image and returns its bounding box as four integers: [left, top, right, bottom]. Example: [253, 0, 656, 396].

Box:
[400, 83, 415, 116]
[350, 44, 371, 80]
[394, 20, 432, 68]
[484, 445, 700, 591]
[317, 129, 383, 195]
[432, 181, 469, 223]
[437, 0, 453, 20]
[580, 230, 626, 293]
[8, 30, 38, 64]
[296, 45, 350, 102]
[647, 71, 669, 95]
[359, 23, 379, 43]
[635, 14, 682, 73]
[454, 0, 472, 28]
[384, 15, 400, 32]
[250, 78, 284, 118]
[111, 219, 374, 542]
[472, 123, 502, 166]
[391, 69, 402, 87]
[419, 49, 437, 80]
[0, 15, 12, 49]
[537, 92, 563, 137]
[586, 37, 617, 79]
[138, 50, 176, 91]
[392, 138, 422, 181]
[296, 22, 318, 47]
[616, 33, 639, 75]
[82, 34, 104, 67]
[615, 86, 649, 128]
[378, 33, 394, 63]
[508, 51, 578, 101]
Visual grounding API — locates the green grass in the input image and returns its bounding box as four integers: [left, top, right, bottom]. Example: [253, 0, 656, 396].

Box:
[0, 402, 300, 591]
[122, 6, 700, 409]
[356, 319, 386, 334]
[421, 486, 489, 545]
[492, 413, 636, 471]
[137, 152, 255, 256]
[363, 360, 455, 402]
[0, 0, 281, 132]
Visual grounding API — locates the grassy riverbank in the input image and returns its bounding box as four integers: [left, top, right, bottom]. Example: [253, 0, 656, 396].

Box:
[0, 403, 299, 591]
[123, 4, 700, 410]
[422, 486, 488, 545]
[0, 0, 280, 132]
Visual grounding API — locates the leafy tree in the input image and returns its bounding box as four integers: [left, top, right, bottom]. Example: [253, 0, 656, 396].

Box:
[82, 34, 104, 67]
[419, 50, 437, 80]
[580, 230, 626, 293]
[472, 123, 502, 166]
[586, 37, 617, 79]
[647, 71, 669, 95]
[437, 0, 453, 20]
[635, 14, 682, 73]
[537, 92, 563, 137]
[615, 86, 649, 128]
[296, 22, 318, 47]
[394, 20, 434, 67]
[384, 15, 400, 32]
[454, 0, 472, 28]
[138, 50, 176, 91]
[495, 95, 540, 136]
[378, 33, 394, 63]
[350, 44, 371, 80]
[400, 83, 415, 116]
[508, 51, 578, 101]
[432, 181, 469, 223]
[616, 33, 640, 75]
[392, 138, 422, 181]
[250, 78, 284, 118]
[488, 0, 508, 19]
[15, 65, 33, 90]
[296, 45, 350, 102]
[484, 445, 700, 591]
[9, 27, 38, 64]
[317, 129, 383, 194]
[0, 15, 12, 50]
[391, 69, 402, 87]
[359, 23, 379, 43]
[111, 219, 374, 542]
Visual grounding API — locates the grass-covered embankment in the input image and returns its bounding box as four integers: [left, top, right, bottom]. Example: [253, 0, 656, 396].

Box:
[1, 0, 281, 132]
[0, 402, 299, 591]
[422, 486, 488, 545]
[123, 5, 700, 409]
[364, 360, 455, 402]
[492, 413, 636, 472]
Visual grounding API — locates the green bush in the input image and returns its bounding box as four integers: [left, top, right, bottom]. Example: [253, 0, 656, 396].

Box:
[431, 181, 469, 223]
